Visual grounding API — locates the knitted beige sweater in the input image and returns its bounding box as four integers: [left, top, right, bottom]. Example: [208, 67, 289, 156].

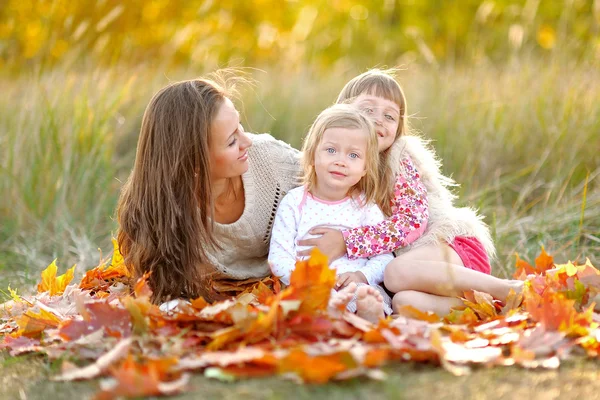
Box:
[205, 133, 301, 279]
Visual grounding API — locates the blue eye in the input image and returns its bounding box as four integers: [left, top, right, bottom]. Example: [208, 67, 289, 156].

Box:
[385, 114, 395, 121]
[326, 147, 335, 154]
[349, 153, 359, 159]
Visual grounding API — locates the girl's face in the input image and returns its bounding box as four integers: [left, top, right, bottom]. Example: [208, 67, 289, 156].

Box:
[353, 94, 400, 152]
[313, 127, 368, 200]
[210, 97, 252, 180]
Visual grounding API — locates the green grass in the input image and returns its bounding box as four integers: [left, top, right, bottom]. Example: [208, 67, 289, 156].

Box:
[1, 58, 598, 292]
[2, 352, 600, 400]
[0, 53, 599, 400]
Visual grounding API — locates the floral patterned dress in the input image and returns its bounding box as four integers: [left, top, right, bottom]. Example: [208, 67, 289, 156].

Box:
[342, 155, 429, 259]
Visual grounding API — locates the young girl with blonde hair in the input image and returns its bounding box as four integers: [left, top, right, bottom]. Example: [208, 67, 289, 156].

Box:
[268, 104, 394, 322]
[299, 69, 522, 316]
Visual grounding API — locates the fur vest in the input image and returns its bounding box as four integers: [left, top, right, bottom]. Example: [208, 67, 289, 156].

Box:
[391, 135, 496, 260]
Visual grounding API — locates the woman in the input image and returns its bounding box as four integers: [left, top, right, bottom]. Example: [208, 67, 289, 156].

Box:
[117, 78, 301, 303]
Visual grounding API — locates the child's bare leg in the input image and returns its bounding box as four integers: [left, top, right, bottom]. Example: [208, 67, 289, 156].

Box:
[393, 290, 465, 317]
[355, 286, 384, 323]
[384, 243, 523, 301]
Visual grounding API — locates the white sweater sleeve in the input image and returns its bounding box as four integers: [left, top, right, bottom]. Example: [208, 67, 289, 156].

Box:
[267, 194, 299, 286]
[359, 203, 394, 285]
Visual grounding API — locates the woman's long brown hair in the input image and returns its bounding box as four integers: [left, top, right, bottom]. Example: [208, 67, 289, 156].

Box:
[117, 79, 226, 303]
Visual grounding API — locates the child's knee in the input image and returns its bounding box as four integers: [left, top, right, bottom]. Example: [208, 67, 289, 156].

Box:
[384, 260, 413, 293]
[392, 290, 419, 311]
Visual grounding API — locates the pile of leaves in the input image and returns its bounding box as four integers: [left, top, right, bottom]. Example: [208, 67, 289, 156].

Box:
[1, 242, 600, 399]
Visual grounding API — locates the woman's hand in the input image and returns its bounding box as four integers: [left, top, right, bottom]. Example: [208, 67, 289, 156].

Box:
[297, 227, 347, 261]
[335, 271, 368, 290]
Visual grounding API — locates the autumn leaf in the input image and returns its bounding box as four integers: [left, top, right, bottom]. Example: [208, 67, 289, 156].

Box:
[53, 338, 132, 381]
[513, 253, 536, 279]
[278, 349, 356, 383]
[37, 260, 75, 296]
[462, 290, 497, 319]
[14, 308, 62, 338]
[396, 305, 440, 323]
[523, 288, 593, 335]
[287, 248, 336, 314]
[0, 335, 41, 356]
[534, 246, 554, 273]
[445, 307, 479, 325]
[93, 355, 188, 400]
[59, 301, 132, 341]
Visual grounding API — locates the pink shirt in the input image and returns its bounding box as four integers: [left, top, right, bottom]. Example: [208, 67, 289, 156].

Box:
[342, 155, 429, 259]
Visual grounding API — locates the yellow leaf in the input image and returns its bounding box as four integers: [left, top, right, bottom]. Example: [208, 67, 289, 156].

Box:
[8, 286, 21, 303]
[14, 308, 62, 338]
[565, 261, 578, 277]
[110, 238, 124, 267]
[37, 260, 75, 296]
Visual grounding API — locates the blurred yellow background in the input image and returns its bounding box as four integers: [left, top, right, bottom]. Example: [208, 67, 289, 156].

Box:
[0, 0, 598, 289]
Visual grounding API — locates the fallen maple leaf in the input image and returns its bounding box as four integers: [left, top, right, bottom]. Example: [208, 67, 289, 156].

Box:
[397, 305, 440, 323]
[278, 348, 356, 383]
[13, 308, 62, 338]
[37, 260, 75, 296]
[93, 355, 188, 400]
[286, 248, 336, 314]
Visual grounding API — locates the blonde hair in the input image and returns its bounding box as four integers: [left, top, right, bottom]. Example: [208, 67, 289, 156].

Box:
[301, 104, 380, 204]
[117, 78, 229, 303]
[336, 68, 409, 216]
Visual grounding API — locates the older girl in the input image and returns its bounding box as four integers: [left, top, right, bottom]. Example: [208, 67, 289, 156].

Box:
[299, 69, 522, 315]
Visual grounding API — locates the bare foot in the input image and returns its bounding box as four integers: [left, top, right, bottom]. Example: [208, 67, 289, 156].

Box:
[329, 282, 357, 315]
[355, 286, 384, 324]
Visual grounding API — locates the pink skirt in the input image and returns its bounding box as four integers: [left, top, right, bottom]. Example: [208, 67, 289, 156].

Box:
[448, 236, 491, 275]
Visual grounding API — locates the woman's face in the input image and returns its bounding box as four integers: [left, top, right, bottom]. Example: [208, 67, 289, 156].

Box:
[209, 97, 252, 180]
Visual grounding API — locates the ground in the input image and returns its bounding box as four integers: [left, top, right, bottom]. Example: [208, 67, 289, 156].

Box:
[2, 352, 599, 400]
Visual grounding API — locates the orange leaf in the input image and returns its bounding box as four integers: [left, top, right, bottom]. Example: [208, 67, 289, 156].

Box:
[14, 308, 62, 338]
[364, 348, 390, 368]
[287, 248, 336, 314]
[277, 349, 355, 383]
[524, 289, 593, 335]
[444, 307, 479, 325]
[534, 246, 554, 273]
[37, 260, 75, 296]
[94, 355, 187, 400]
[513, 253, 536, 279]
[396, 305, 440, 323]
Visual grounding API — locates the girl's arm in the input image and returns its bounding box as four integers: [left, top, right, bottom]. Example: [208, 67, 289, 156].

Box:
[267, 195, 299, 286]
[355, 203, 395, 284]
[343, 156, 429, 259]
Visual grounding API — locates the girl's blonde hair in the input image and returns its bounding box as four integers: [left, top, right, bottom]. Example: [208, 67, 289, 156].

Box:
[301, 104, 380, 204]
[336, 68, 409, 216]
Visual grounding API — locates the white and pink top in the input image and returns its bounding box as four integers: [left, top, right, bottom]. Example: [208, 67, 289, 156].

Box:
[268, 186, 393, 286]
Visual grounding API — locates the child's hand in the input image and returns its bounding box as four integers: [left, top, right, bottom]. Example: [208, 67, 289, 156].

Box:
[335, 271, 368, 290]
[297, 227, 346, 261]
